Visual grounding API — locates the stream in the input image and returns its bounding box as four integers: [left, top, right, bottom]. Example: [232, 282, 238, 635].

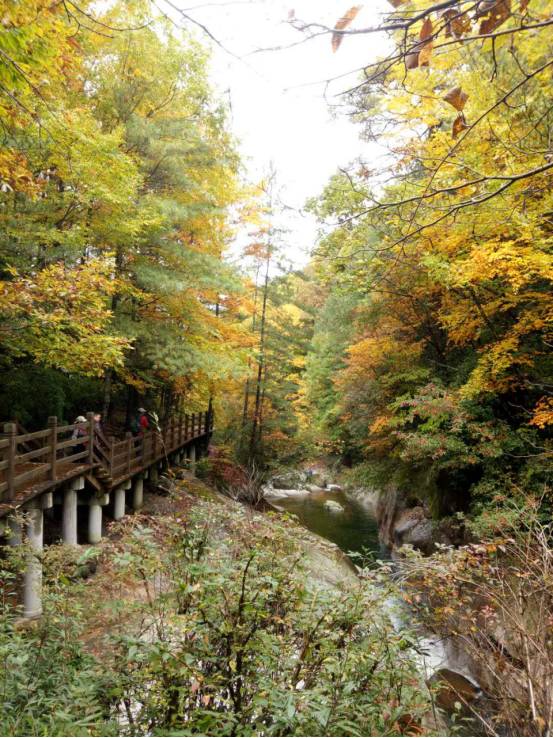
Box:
[268, 487, 386, 561]
[266, 481, 486, 734]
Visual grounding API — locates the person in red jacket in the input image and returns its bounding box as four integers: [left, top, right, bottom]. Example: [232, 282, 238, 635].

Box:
[132, 407, 150, 436]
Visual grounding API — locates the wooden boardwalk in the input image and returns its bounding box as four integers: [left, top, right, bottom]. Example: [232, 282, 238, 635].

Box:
[0, 411, 213, 516]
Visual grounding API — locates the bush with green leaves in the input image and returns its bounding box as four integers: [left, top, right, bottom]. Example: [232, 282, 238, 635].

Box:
[104, 503, 433, 736]
[0, 546, 114, 736]
[1, 499, 435, 737]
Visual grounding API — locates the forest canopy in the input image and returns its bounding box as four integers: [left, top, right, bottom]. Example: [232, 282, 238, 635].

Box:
[0, 0, 248, 425]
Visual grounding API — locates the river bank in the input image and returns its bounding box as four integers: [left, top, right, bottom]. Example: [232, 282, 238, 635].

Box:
[262, 469, 487, 727]
[259, 463, 553, 737]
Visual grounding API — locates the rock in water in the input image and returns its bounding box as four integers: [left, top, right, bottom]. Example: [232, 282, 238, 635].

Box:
[327, 483, 342, 492]
[324, 500, 344, 513]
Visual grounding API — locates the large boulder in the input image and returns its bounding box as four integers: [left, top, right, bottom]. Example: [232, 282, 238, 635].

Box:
[272, 471, 306, 490]
[264, 486, 310, 499]
[403, 519, 434, 554]
[427, 668, 482, 712]
[305, 483, 326, 494]
[393, 506, 435, 554]
[393, 506, 425, 539]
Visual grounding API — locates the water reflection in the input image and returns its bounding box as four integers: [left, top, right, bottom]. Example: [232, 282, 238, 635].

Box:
[270, 489, 387, 561]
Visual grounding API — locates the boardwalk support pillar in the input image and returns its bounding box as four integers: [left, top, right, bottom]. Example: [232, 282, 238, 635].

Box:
[23, 500, 43, 619]
[189, 443, 196, 476]
[62, 476, 83, 545]
[88, 498, 103, 544]
[113, 485, 126, 521]
[132, 475, 144, 511]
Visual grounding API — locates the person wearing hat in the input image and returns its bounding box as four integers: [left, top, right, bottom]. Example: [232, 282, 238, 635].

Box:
[131, 407, 150, 437]
[71, 415, 88, 456]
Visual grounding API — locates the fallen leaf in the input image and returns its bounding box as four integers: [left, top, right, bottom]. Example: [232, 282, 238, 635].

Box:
[331, 5, 362, 52]
[443, 86, 469, 111]
[387, 0, 406, 6]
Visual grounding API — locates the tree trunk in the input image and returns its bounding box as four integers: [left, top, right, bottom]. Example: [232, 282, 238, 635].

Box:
[242, 263, 261, 428]
[102, 247, 124, 420]
[249, 245, 271, 459]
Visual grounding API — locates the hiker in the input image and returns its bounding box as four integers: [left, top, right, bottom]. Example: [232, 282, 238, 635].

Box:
[131, 407, 149, 436]
[71, 415, 87, 456]
[93, 412, 103, 435]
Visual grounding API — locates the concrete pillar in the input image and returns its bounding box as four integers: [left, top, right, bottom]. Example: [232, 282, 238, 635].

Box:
[150, 465, 159, 484]
[189, 443, 196, 476]
[113, 485, 126, 521]
[23, 501, 43, 618]
[62, 476, 84, 545]
[88, 500, 102, 543]
[132, 475, 144, 510]
[62, 488, 78, 545]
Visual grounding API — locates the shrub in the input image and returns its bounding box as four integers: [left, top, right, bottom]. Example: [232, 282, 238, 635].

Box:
[105, 504, 433, 736]
[0, 547, 113, 736]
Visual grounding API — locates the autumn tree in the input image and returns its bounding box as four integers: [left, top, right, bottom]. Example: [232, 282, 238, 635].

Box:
[0, 0, 247, 426]
[303, 0, 552, 516]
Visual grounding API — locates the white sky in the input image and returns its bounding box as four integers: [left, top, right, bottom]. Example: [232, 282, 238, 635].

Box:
[162, 1, 391, 266]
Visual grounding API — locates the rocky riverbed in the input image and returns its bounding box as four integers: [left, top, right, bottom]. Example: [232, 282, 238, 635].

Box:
[263, 466, 487, 732]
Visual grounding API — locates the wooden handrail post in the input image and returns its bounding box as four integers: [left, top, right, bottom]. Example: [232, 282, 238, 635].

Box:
[192, 413, 196, 437]
[185, 414, 189, 440]
[47, 416, 57, 481]
[86, 412, 95, 466]
[3, 422, 17, 501]
[126, 432, 132, 474]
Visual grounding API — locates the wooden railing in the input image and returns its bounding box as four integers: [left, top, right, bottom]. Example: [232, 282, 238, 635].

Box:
[0, 411, 214, 506]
